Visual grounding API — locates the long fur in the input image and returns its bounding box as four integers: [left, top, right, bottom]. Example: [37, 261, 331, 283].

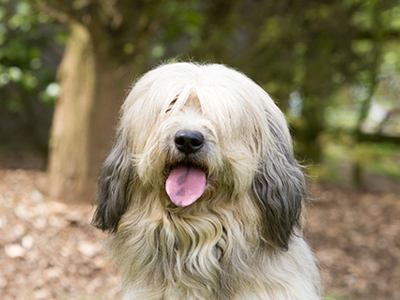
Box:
[92, 62, 322, 299]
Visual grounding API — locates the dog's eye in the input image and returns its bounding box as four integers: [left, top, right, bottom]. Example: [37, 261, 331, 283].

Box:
[165, 97, 178, 113]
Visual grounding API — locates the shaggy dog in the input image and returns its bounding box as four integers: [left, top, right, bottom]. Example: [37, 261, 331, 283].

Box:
[92, 62, 321, 300]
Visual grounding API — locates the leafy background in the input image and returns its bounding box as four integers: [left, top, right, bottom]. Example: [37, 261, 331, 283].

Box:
[0, 0, 399, 299]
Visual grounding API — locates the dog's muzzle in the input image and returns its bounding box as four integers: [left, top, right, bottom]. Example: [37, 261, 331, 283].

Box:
[165, 130, 207, 207]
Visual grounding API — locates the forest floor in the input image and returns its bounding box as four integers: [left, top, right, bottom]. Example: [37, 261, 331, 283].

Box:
[0, 165, 399, 300]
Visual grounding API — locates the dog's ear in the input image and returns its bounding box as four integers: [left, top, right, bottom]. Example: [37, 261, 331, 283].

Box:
[252, 111, 306, 251]
[91, 133, 135, 233]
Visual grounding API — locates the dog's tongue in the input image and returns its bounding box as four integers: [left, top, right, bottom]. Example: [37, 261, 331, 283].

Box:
[166, 164, 206, 207]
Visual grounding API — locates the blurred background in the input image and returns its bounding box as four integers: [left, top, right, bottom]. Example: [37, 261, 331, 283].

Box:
[0, 0, 399, 299]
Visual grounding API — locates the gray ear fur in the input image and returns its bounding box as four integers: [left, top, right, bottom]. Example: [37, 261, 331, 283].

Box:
[92, 133, 135, 233]
[252, 111, 306, 251]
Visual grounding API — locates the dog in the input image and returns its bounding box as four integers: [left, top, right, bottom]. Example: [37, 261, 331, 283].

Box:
[92, 62, 321, 299]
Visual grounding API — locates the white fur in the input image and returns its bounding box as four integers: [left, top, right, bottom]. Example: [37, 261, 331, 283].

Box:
[93, 62, 322, 300]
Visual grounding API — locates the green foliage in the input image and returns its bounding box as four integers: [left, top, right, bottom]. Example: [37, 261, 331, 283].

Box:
[354, 143, 400, 179]
[234, 0, 400, 162]
[145, 1, 238, 63]
[0, 0, 65, 109]
[318, 135, 400, 186]
[323, 296, 347, 300]
[146, 1, 205, 60]
[0, 0, 66, 152]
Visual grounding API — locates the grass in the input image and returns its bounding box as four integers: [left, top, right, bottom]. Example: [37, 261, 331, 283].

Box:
[317, 138, 400, 186]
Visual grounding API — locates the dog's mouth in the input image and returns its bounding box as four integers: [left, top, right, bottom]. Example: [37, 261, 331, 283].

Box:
[165, 162, 207, 207]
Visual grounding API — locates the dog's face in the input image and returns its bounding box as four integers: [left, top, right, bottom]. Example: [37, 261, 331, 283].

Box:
[92, 63, 306, 250]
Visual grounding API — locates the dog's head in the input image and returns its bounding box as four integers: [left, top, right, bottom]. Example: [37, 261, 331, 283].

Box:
[92, 62, 306, 250]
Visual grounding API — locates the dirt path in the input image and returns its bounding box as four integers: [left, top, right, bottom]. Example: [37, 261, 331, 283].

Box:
[307, 184, 400, 299]
[0, 169, 399, 299]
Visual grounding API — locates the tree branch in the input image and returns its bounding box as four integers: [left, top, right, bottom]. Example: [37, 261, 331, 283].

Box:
[356, 29, 400, 40]
[36, 0, 81, 20]
[357, 132, 400, 145]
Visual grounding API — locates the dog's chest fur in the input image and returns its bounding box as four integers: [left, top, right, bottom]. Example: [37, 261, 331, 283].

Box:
[112, 204, 261, 300]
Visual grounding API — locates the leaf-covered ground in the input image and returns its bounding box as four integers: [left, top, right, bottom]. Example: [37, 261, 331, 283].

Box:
[0, 169, 399, 300]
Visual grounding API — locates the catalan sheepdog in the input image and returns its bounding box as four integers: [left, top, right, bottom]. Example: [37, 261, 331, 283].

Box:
[92, 62, 321, 300]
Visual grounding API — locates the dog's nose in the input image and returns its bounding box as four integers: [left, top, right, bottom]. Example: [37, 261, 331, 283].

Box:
[174, 130, 204, 155]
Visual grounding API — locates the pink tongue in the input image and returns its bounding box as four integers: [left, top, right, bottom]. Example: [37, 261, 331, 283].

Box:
[166, 164, 206, 207]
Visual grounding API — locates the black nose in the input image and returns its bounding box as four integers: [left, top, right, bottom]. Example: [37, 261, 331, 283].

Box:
[174, 130, 204, 155]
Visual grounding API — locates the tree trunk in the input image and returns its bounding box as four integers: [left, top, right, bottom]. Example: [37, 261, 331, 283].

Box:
[292, 94, 325, 164]
[48, 22, 134, 203]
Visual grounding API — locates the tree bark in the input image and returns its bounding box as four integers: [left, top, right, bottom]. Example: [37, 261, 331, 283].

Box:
[293, 96, 325, 164]
[48, 22, 134, 202]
